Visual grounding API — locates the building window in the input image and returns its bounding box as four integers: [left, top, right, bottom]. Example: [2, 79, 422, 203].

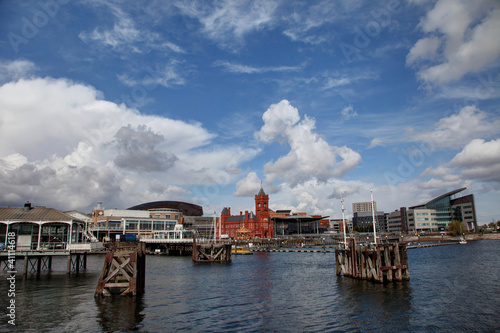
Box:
[126, 220, 138, 230]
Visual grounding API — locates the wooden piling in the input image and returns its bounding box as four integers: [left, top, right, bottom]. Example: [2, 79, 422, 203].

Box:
[335, 239, 410, 283]
[192, 239, 232, 263]
[95, 242, 146, 297]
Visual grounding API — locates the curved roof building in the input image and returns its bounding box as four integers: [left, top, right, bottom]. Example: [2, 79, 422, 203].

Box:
[127, 201, 203, 216]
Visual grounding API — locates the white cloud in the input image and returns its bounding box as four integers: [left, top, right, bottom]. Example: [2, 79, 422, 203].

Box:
[406, 36, 441, 65]
[79, 2, 184, 55]
[341, 105, 358, 120]
[234, 172, 262, 197]
[213, 61, 302, 74]
[368, 138, 385, 149]
[117, 60, 187, 90]
[408, 0, 500, 85]
[0, 77, 257, 211]
[419, 174, 463, 189]
[412, 105, 500, 149]
[281, 0, 362, 45]
[0, 59, 37, 84]
[175, 0, 279, 50]
[450, 139, 500, 182]
[254, 99, 301, 143]
[328, 185, 360, 199]
[255, 100, 361, 187]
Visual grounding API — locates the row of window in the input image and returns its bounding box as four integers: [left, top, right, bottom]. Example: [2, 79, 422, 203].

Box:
[124, 220, 177, 231]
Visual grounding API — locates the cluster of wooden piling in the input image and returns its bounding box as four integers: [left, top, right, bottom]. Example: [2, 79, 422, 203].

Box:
[192, 239, 232, 263]
[335, 239, 410, 283]
[95, 242, 146, 297]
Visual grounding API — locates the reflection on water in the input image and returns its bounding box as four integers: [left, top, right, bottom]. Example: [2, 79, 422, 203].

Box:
[95, 296, 145, 332]
[0, 241, 499, 332]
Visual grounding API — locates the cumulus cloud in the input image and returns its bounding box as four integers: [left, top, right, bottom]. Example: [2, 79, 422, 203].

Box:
[234, 172, 262, 197]
[0, 76, 257, 211]
[114, 125, 178, 172]
[412, 105, 500, 149]
[450, 139, 500, 182]
[328, 185, 360, 199]
[255, 100, 361, 187]
[407, 0, 500, 85]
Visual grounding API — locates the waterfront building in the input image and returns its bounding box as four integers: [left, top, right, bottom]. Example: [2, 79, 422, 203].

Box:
[220, 186, 274, 238]
[0, 202, 86, 250]
[352, 201, 377, 213]
[408, 187, 477, 232]
[90, 201, 194, 241]
[184, 216, 217, 238]
[269, 210, 307, 219]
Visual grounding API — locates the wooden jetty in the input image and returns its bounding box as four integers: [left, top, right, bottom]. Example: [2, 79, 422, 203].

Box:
[0, 250, 88, 276]
[192, 239, 232, 263]
[335, 238, 410, 283]
[95, 242, 146, 297]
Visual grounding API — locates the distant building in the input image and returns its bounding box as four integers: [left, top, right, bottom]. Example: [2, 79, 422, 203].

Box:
[408, 187, 477, 232]
[387, 207, 408, 234]
[329, 219, 353, 233]
[352, 211, 387, 231]
[352, 201, 377, 213]
[220, 186, 274, 239]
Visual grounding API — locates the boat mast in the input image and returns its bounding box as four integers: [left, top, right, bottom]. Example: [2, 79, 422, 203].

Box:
[219, 211, 222, 239]
[371, 190, 377, 245]
[341, 195, 347, 249]
[213, 211, 216, 242]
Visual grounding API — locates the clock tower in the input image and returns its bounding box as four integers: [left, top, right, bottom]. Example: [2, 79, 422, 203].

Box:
[255, 185, 272, 237]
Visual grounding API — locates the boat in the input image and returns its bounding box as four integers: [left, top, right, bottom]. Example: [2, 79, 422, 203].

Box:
[459, 225, 467, 244]
[232, 245, 253, 255]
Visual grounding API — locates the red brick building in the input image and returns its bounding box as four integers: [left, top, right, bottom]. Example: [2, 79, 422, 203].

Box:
[219, 186, 274, 239]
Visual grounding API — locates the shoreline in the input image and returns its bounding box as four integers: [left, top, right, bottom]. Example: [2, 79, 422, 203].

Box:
[402, 232, 500, 243]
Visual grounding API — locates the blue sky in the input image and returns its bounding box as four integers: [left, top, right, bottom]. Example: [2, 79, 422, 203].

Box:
[0, 0, 499, 224]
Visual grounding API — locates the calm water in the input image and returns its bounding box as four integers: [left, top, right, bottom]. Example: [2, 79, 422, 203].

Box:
[1, 240, 499, 332]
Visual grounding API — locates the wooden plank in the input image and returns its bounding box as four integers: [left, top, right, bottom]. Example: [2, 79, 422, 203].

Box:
[375, 247, 383, 283]
[394, 244, 402, 281]
[104, 282, 131, 288]
[384, 246, 392, 282]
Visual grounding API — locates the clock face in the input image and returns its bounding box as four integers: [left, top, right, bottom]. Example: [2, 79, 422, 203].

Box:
[99, 211, 103, 215]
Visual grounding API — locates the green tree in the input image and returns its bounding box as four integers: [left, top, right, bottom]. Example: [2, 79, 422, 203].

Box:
[447, 221, 464, 236]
